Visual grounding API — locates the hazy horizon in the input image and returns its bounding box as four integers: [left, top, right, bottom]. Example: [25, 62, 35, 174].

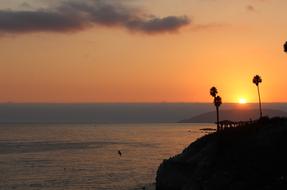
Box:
[1, 103, 287, 124]
[2, 102, 287, 104]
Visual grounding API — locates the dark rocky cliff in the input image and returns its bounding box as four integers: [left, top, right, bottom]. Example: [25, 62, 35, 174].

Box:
[156, 117, 287, 190]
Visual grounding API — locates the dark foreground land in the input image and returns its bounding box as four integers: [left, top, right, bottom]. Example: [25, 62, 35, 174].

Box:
[156, 117, 287, 190]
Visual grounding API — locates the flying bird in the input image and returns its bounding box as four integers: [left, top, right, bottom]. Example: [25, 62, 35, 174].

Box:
[118, 150, 122, 156]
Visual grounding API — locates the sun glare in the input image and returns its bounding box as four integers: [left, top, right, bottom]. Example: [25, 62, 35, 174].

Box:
[239, 98, 247, 104]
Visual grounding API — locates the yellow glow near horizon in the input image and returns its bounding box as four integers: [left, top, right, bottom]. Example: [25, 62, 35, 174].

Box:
[239, 98, 247, 104]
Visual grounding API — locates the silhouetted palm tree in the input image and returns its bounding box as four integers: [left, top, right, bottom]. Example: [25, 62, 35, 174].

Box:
[253, 75, 263, 118]
[284, 41, 287, 53]
[210, 87, 222, 131]
[210, 86, 218, 98]
[214, 96, 222, 131]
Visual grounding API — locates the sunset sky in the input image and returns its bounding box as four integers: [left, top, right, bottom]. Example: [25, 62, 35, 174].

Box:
[0, 0, 286, 103]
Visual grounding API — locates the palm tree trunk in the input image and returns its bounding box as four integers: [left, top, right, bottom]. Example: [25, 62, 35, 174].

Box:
[257, 85, 262, 118]
[216, 106, 219, 131]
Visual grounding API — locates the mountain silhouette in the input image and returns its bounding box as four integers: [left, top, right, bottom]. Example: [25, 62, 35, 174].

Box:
[179, 109, 287, 123]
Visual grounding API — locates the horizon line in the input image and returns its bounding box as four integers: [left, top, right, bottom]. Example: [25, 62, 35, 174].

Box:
[1, 102, 287, 104]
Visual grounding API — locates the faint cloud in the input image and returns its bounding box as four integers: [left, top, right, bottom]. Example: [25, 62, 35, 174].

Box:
[246, 5, 256, 12]
[190, 23, 229, 31]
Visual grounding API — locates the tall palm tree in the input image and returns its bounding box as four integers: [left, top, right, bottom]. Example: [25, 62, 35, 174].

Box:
[253, 75, 263, 118]
[210, 87, 222, 131]
[214, 96, 222, 131]
[284, 41, 287, 53]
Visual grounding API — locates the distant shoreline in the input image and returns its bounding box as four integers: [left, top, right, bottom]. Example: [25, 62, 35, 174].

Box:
[179, 109, 287, 123]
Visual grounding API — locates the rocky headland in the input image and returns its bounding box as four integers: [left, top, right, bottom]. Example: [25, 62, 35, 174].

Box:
[156, 117, 287, 190]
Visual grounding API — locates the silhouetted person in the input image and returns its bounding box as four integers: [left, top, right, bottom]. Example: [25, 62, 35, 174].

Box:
[253, 75, 263, 118]
[210, 87, 222, 131]
[118, 150, 122, 156]
[284, 41, 287, 53]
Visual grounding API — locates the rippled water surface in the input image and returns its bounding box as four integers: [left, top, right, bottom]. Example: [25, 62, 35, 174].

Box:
[0, 123, 215, 190]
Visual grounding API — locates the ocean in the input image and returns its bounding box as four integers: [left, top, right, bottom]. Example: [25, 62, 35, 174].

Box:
[1, 103, 286, 123]
[0, 123, 215, 190]
[0, 103, 286, 189]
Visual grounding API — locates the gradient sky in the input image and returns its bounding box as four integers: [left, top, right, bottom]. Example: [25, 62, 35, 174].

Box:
[0, 0, 286, 103]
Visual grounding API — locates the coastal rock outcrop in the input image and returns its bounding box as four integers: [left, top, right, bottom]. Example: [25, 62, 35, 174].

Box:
[156, 117, 287, 190]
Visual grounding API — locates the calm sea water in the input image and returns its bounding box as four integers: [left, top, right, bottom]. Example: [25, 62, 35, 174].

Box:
[0, 123, 215, 190]
[2, 103, 286, 123]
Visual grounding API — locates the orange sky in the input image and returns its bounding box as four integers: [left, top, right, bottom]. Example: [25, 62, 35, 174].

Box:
[0, 0, 287, 103]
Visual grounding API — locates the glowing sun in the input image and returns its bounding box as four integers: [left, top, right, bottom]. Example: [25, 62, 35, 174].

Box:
[239, 98, 247, 104]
